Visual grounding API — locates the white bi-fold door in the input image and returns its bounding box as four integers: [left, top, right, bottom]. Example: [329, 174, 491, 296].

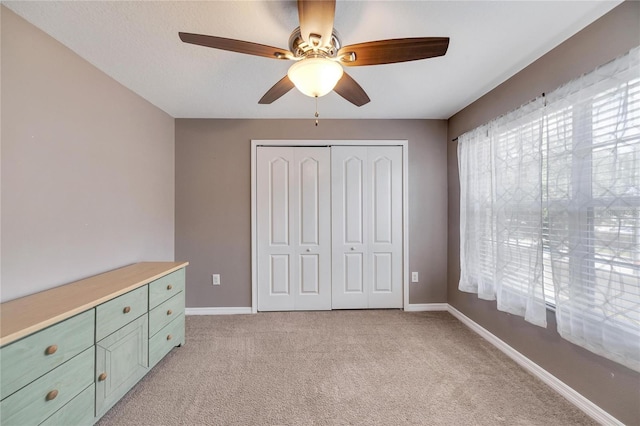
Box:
[256, 147, 331, 311]
[331, 146, 403, 309]
[256, 144, 403, 311]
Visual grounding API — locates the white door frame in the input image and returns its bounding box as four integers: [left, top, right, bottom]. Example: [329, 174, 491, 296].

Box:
[251, 139, 409, 313]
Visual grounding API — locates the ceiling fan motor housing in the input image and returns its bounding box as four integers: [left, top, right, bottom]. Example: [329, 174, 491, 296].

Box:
[288, 27, 342, 59]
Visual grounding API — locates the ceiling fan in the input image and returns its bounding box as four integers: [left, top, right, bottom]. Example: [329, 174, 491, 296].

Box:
[179, 0, 449, 107]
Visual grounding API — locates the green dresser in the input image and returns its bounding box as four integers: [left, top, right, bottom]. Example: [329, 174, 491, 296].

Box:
[0, 262, 188, 426]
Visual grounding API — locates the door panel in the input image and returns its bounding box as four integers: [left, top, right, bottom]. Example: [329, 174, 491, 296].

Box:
[344, 253, 364, 293]
[373, 156, 393, 244]
[293, 148, 331, 311]
[299, 254, 319, 294]
[332, 148, 369, 309]
[299, 158, 319, 245]
[258, 147, 295, 311]
[333, 146, 403, 309]
[368, 147, 403, 309]
[270, 255, 290, 295]
[270, 157, 290, 245]
[373, 253, 392, 292]
[344, 157, 364, 244]
[258, 146, 330, 311]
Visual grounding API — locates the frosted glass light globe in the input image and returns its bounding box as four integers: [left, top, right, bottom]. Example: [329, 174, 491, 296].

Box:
[288, 57, 344, 98]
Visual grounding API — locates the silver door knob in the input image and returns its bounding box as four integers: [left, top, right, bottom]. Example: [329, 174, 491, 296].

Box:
[306, 249, 311, 252]
[351, 247, 355, 251]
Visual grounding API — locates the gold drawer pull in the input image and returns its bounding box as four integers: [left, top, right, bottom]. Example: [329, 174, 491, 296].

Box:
[167, 309, 173, 316]
[45, 345, 58, 355]
[98, 372, 108, 381]
[167, 284, 173, 290]
[123, 306, 131, 314]
[46, 390, 58, 401]
[166, 334, 173, 341]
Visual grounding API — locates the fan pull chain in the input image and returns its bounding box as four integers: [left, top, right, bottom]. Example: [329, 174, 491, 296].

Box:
[315, 96, 319, 126]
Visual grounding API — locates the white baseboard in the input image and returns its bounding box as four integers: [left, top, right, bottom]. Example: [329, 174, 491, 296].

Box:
[185, 307, 253, 315]
[446, 305, 622, 426]
[404, 303, 449, 312]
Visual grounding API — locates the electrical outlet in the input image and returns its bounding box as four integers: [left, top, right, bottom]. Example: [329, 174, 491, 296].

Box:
[411, 272, 419, 283]
[212, 274, 221, 286]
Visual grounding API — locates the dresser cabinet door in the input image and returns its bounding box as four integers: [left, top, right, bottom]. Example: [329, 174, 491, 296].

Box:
[95, 314, 149, 417]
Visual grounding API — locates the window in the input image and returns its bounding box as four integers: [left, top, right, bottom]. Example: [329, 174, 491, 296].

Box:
[547, 75, 640, 369]
[458, 47, 639, 372]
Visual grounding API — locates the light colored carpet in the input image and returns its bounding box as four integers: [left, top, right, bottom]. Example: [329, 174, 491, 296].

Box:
[97, 311, 596, 425]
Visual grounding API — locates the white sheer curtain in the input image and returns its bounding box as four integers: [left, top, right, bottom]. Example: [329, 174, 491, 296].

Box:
[458, 125, 495, 300]
[458, 99, 547, 327]
[458, 46, 640, 371]
[492, 103, 547, 327]
[545, 47, 640, 371]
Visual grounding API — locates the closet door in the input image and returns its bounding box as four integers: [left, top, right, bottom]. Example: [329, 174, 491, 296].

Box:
[332, 146, 403, 309]
[257, 147, 331, 311]
[331, 147, 369, 309]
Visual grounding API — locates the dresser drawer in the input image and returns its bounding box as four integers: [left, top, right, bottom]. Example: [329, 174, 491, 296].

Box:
[149, 291, 185, 337]
[40, 384, 94, 426]
[0, 309, 94, 400]
[149, 268, 185, 309]
[0, 347, 94, 426]
[149, 314, 184, 367]
[96, 285, 148, 341]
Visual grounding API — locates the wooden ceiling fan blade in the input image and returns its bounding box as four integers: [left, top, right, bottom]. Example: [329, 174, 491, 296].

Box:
[333, 72, 370, 107]
[179, 32, 293, 60]
[298, 0, 335, 47]
[258, 75, 295, 104]
[338, 37, 449, 66]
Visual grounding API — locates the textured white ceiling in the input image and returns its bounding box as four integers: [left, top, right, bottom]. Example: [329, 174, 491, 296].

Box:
[3, 1, 622, 119]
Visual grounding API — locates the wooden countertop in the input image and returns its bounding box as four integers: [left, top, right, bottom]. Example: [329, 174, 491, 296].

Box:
[0, 262, 189, 346]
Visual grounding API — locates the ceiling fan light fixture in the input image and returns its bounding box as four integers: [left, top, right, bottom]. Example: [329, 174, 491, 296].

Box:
[287, 57, 343, 98]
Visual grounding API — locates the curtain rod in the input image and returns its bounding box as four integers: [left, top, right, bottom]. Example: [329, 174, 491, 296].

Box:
[450, 92, 546, 142]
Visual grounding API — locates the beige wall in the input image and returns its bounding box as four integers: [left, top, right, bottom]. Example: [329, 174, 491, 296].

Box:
[1, 7, 175, 301]
[447, 2, 640, 424]
[176, 119, 448, 308]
